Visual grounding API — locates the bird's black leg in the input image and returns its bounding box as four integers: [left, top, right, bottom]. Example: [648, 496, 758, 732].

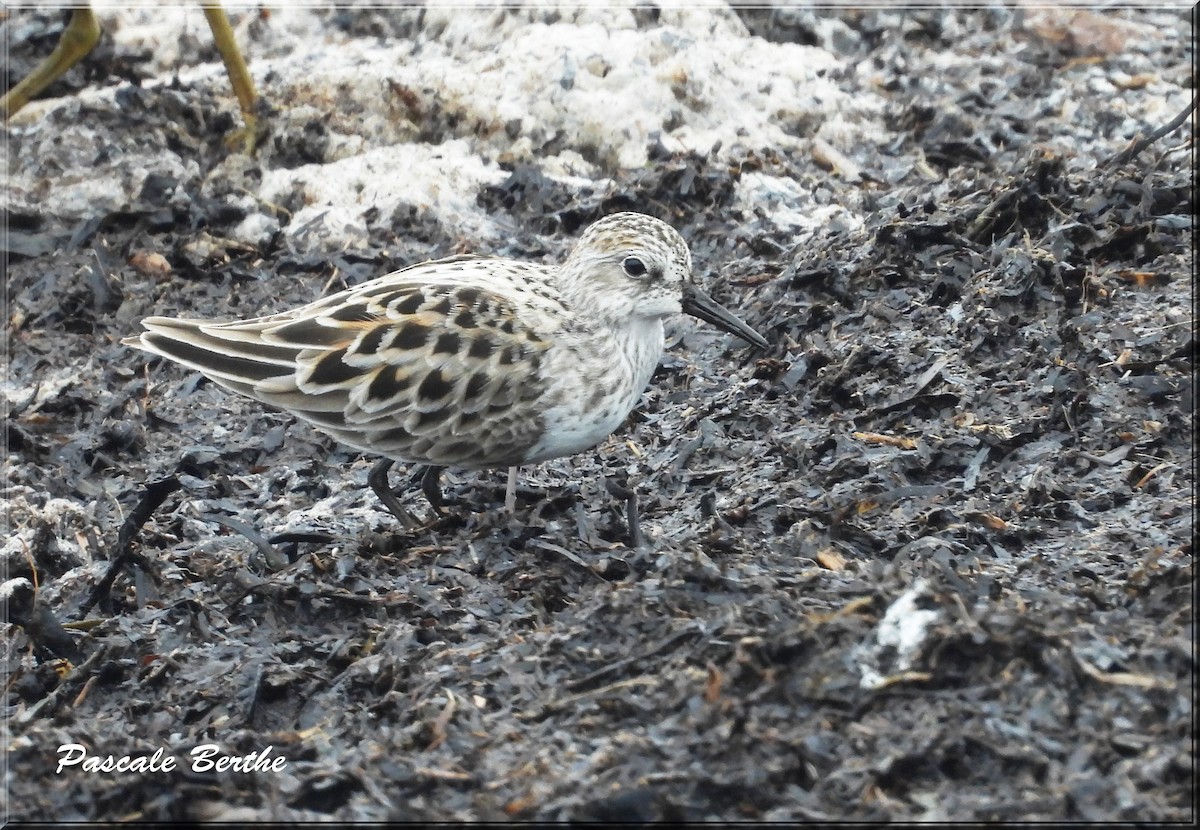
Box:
[368, 458, 416, 527]
[605, 475, 645, 549]
[419, 465, 448, 516]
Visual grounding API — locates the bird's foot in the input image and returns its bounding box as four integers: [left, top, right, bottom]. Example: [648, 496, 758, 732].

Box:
[368, 458, 420, 527]
[605, 474, 646, 550]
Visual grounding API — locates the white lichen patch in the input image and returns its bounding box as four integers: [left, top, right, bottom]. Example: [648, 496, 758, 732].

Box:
[4, 4, 880, 252]
[856, 578, 944, 690]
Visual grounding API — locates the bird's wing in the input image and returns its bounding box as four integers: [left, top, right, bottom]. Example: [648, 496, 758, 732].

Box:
[124, 259, 564, 467]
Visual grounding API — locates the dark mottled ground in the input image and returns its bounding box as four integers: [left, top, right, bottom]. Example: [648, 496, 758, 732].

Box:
[3, 6, 1193, 822]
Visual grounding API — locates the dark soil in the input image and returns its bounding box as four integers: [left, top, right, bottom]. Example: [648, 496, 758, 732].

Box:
[3, 7, 1194, 822]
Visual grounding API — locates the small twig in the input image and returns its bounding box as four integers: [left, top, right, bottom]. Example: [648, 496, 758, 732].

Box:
[424, 688, 458, 752]
[526, 538, 608, 579]
[203, 513, 290, 570]
[79, 477, 181, 616]
[519, 676, 660, 721]
[72, 675, 99, 708]
[412, 766, 473, 782]
[1106, 96, 1196, 167]
[15, 646, 108, 724]
[565, 622, 710, 693]
[965, 188, 1017, 242]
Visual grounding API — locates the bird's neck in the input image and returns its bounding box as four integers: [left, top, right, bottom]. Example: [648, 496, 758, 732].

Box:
[607, 315, 665, 392]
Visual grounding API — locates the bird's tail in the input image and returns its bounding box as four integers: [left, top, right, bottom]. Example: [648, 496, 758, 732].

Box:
[122, 317, 301, 395]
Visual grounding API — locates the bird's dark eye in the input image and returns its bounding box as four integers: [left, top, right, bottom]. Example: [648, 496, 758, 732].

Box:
[622, 256, 648, 277]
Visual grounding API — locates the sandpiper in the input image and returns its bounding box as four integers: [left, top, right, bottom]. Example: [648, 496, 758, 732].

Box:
[123, 212, 768, 524]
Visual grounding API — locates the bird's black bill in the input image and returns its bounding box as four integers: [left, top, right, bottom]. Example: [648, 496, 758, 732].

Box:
[682, 282, 769, 349]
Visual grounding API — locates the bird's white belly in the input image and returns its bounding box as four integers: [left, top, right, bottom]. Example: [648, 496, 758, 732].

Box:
[532, 389, 642, 461]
